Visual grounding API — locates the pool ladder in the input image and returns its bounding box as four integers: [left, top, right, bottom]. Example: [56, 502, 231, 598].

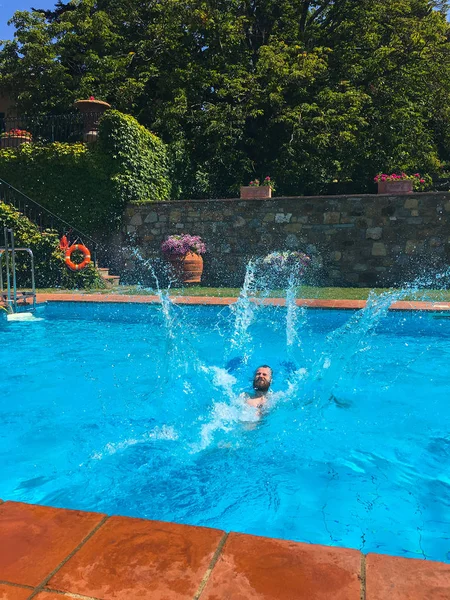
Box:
[0, 227, 36, 313]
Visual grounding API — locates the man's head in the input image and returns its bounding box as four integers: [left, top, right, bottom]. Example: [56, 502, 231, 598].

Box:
[253, 365, 273, 392]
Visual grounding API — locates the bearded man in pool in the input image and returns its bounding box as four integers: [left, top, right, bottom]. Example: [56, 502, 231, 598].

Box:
[246, 365, 273, 410]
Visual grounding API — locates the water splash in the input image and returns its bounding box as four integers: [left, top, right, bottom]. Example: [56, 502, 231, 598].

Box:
[286, 272, 300, 348]
[124, 247, 449, 452]
[228, 260, 259, 363]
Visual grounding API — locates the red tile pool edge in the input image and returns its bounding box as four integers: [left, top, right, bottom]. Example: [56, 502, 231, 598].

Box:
[32, 293, 450, 311]
[0, 500, 449, 599]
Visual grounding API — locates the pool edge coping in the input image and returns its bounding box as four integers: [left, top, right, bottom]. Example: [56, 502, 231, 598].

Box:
[32, 293, 450, 311]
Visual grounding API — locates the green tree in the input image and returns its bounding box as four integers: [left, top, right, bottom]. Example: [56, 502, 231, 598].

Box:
[1, 0, 450, 197]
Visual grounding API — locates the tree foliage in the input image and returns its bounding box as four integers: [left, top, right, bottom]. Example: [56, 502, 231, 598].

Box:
[1, 0, 450, 196]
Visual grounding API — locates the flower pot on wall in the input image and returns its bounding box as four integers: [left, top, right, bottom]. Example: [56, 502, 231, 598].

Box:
[168, 252, 204, 283]
[377, 180, 413, 195]
[240, 186, 272, 200]
[0, 135, 32, 148]
[74, 98, 111, 142]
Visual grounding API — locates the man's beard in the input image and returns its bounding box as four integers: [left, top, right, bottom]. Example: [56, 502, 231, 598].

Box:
[253, 378, 270, 392]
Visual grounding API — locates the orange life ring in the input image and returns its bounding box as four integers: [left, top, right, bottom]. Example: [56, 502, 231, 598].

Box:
[65, 244, 91, 271]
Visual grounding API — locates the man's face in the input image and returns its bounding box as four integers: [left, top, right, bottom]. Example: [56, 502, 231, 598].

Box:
[253, 367, 272, 392]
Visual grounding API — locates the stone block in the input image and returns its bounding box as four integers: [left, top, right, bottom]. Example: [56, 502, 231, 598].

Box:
[144, 211, 158, 223]
[285, 234, 299, 248]
[130, 213, 143, 226]
[284, 224, 302, 232]
[275, 213, 292, 223]
[366, 227, 382, 240]
[353, 263, 367, 271]
[372, 242, 387, 256]
[324, 211, 340, 224]
[346, 273, 360, 284]
[233, 216, 246, 228]
[331, 251, 342, 261]
[404, 198, 418, 209]
[263, 213, 275, 222]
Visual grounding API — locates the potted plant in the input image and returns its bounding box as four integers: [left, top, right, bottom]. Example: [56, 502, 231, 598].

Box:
[262, 251, 310, 274]
[240, 176, 275, 199]
[74, 95, 111, 142]
[0, 128, 32, 148]
[161, 234, 206, 283]
[375, 172, 425, 195]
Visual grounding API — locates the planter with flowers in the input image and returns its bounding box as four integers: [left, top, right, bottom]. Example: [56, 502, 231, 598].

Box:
[375, 173, 425, 195]
[0, 129, 32, 148]
[74, 96, 111, 142]
[161, 234, 206, 283]
[263, 251, 310, 273]
[261, 251, 310, 286]
[240, 176, 275, 199]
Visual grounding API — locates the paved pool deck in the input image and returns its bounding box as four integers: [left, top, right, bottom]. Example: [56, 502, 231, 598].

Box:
[1, 500, 450, 600]
[3, 293, 450, 599]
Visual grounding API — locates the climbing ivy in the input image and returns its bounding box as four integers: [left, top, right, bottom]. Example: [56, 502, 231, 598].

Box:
[98, 110, 171, 203]
[0, 111, 171, 236]
[0, 202, 104, 289]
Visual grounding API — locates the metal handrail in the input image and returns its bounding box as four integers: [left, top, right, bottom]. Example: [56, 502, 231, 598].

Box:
[0, 227, 36, 312]
[0, 249, 36, 312]
[0, 178, 98, 266]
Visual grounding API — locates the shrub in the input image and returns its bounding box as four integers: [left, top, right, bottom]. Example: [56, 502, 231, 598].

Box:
[0, 202, 104, 289]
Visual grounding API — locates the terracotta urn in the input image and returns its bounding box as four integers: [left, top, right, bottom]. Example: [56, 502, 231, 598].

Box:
[240, 186, 272, 200]
[168, 252, 204, 283]
[0, 135, 32, 149]
[74, 98, 111, 142]
[377, 180, 413, 195]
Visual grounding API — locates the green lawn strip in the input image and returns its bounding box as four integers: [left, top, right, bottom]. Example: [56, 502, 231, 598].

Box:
[31, 285, 450, 301]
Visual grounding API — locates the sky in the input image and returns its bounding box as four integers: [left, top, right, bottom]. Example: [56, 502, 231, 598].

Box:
[0, 0, 56, 41]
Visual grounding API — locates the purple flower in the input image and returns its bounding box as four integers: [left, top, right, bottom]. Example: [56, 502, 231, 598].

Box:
[162, 234, 206, 256]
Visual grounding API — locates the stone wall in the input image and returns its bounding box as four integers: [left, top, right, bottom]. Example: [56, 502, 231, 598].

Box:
[119, 193, 450, 287]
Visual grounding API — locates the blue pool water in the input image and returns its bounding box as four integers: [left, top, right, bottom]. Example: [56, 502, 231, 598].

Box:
[1, 298, 450, 562]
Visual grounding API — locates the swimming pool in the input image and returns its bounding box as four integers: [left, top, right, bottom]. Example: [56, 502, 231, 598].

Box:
[1, 298, 450, 563]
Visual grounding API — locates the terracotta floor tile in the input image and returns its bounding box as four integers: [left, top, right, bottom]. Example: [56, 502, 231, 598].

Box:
[48, 516, 225, 600]
[366, 553, 450, 599]
[0, 502, 105, 587]
[201, 532, 361, 600]
[0, 584, 33, 600]
[33, 594, 79, 600]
